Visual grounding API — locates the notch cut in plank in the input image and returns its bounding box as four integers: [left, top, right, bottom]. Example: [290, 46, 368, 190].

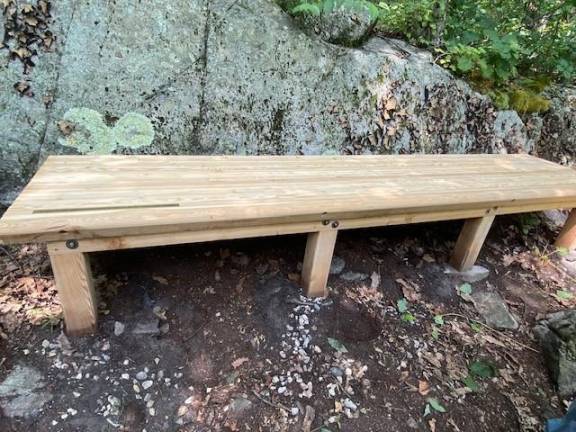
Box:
[49, 251, 97, 336]
[449, 214, 496, 272]
[34, 203, 179, 214]
[556, 209, 576, 250]
[301, 230, 338, 297]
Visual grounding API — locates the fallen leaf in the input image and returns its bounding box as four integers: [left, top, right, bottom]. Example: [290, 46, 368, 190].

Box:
[418, 380, 430, 396]
[57, 120, 75, 135]
[231, 357, 249, 369]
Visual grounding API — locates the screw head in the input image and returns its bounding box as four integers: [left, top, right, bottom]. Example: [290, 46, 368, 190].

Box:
[322, 220, 330, 226]
[65, 239, 79, 250]
[331, 221, 339, 228]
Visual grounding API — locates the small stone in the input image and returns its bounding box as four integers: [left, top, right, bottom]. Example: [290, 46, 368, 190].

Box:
[291, 407, 299, 416]
[340, 271, 369, 282]
[142, 380, 153, 390]
[132, 319, 160, 335]
[114, 321, 125, 336]
[472, 291, 518, 330]
[330, 367, 344, 377]
[121, 374, 130, 380]
[329, 256, 346, 275]
[136, 371, 147, 381]
[278, 386, 287, 394]
[343, 399, 357, 411]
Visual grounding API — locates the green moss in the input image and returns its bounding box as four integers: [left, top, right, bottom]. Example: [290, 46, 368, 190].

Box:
[510, 89, 551, 114]
[58, 108, 154, 155]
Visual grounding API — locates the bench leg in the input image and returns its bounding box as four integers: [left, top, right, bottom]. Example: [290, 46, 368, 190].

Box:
[449, 215, 495, 272]
[49, 251, 98, 336]
[556, 209, 576, 250]
[301, 230, 338, 297]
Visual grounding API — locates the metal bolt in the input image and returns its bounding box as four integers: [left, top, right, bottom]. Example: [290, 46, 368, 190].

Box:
[322, 220, 330, 226]
[331, 221, 339, 228]
[66, 239, 79, 250]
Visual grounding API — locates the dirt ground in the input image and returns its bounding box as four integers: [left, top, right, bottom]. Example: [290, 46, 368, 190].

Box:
[0, 214, 575, 431]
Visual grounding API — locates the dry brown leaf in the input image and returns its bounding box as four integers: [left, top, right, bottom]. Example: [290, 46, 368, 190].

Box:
[231, 357, 249, 369]
[57, 120, 75, 135]
[396, 278, 421, 302]
[418, 380, 430, 396]
[385, 98, 397, 111]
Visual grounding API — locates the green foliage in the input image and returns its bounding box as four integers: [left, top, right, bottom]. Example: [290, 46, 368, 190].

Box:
[327, 337, 349, 352]
[469, 360, 498, 378]
[518, 213, 541, 235]
[424, 398, 447, 416]
[290, 0, 380, 21]
[283, 0, 575, 110]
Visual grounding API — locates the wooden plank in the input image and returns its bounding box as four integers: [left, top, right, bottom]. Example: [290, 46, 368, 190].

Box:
[449, 215, 496, 271]
[556, 209, 576, 250]
[2, 155, 576, 244]
[49, 251, 98, 335]
[301, 230, 338, 297]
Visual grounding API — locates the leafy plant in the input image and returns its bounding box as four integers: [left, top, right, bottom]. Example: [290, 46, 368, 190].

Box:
[327, 337, 349, 353]
[424, 397, 447, 416]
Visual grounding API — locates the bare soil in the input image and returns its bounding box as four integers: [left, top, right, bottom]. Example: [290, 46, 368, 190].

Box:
[0, 216, 574, 431]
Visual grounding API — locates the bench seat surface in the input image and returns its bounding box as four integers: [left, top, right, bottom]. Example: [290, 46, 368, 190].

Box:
[1, 154, 576, 243]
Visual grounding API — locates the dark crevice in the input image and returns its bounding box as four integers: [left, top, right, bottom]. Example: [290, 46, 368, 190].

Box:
[190, 0, 212, 153]
[35, 0, 79, 170]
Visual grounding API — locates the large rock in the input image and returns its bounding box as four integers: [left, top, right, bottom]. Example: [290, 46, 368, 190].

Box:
[0, 364, 53, 418]
[0, 0, 566, 207]
[534, 310, 576, 397]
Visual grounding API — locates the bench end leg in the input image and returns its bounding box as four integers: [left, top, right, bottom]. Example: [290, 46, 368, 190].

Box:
[301, 230, 338, 297]
[49, 251, 98, 336]
[556, 209, 576, 250]
[450, 215, 495, 272]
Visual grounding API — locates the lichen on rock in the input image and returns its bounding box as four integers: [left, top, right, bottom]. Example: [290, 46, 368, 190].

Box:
[58, 108, 154, 155]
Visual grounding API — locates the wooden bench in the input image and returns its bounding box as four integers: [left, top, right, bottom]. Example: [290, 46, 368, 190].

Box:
[1, 155, 576, 335]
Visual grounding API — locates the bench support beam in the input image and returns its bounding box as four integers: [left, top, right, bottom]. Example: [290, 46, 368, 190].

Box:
[49, 250, 97, 336]
[450, 215, 495, 272]
[556, 209, 576, 250]
[301, 230, 338, 297]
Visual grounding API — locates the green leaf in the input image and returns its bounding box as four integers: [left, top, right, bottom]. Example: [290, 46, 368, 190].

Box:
[556, 290, 574, 300]
[457, 56, 474, 72]
[427, 398, 447, 413]
[292, 3, 321, 15]
[402, 312, 416, 323]
[434, 315, 444, 326]
[457, 283, 472, 296]
[462, 374, 479, 391]
[327, 337, 348, 353]
[469, 360, 497, 379]
[431, 327, 440, 340]
[470, 321, 483, 333]
[556, 247, 569, 257]
[397, 298, 409, 313]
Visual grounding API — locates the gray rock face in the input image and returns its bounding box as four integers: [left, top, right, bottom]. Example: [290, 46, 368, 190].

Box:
[1, 0, 572, 207]
[295, 1, 376, 47]
[534, 310, 576, 397]
[535, 86, 576, 165]
[0, 364, 53, 418]
[471, 291, 519, 330]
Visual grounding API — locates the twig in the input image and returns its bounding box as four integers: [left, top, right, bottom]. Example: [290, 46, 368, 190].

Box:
[0, 245, 24, 274]
[442, 313, 539, 353]
[251, 390, 291, 412]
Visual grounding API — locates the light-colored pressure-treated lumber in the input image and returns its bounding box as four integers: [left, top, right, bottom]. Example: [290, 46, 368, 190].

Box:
[556, 209, 576, 250]
[450, 215, 496, 271]
[302, 230, 338, 297]
[2, 154, 576, 244]
[49, 251, 97, 335]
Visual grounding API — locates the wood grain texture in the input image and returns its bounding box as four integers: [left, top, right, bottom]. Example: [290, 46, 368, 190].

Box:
[49, 251, 97, 335]
[449, 215, 496, 271]
[1, 154, 576, 243]
[301, 230, 338, 297]
[556, 209, 576, 250]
